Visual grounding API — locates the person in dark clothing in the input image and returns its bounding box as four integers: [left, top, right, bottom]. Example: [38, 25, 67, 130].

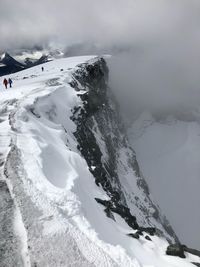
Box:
[41, 67, 44, 72]
[3, 78, 8, 89]
[8, 78, 13, 88]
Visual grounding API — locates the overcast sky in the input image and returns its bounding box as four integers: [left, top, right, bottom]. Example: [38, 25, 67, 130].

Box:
[0, 0, 200, 51]
[107, 0, 200, 114]
[1, 0, 200, 249]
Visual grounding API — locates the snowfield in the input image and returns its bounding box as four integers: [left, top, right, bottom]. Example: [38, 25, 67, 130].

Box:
[0, 56, 199, 267]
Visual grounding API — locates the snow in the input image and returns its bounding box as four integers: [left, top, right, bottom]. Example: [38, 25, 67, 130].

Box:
[14, 207, 31, 267]
[14, 51, 45, 63]
[3, 154, 31, 267]
[1, 53, 6, 60]
[13, 48, 64, 64]
[1, 56, 199, 266]
[128, 112, 200, 249]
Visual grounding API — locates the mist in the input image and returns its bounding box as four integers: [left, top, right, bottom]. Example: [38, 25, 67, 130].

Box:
[106, 0, 200, 250]
[0, 0, 199, 51]
[107, 0, 200, 117]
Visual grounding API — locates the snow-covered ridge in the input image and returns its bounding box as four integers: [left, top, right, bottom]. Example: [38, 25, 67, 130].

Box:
[0, 56, 199, 266]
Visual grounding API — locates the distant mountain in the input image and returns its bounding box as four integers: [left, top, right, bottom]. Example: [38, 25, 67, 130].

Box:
[0, 53, 25, 76]
[0, 51, 52, 77]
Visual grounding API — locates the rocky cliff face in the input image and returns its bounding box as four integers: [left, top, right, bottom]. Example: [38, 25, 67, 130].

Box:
[70, 57, 178, 242]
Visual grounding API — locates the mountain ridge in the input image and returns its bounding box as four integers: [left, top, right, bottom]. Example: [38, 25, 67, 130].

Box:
[0, 55, 199, 266]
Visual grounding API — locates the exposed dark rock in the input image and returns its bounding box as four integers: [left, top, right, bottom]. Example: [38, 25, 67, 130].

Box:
[104, 207, 115, 221]
[139, 227, 156, 236]
[136, 230, 143, 236]
[34, 55, 49, 66]
[71, 58, 146, 231]
[183, 246, 200, 257]
[128, 233, 140, 239]
[28, 107, 41, 118]
[192, 263, 200, 267]
[71, 59, 125, 201]
[70, 56, 178, 240]
[166, 244, 186, 258]
[95, 198, 139, 229]
[145, 236, 152, 241]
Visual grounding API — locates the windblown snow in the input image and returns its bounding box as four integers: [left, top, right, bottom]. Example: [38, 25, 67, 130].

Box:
[0, 56, 199, 267]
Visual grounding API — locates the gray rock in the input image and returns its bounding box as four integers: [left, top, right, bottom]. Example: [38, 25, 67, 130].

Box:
[166, 244, 186, 258]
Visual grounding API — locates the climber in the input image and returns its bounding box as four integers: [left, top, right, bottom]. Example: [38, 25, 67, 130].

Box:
[3, 78, 8, 89]
[8, 78, 13, 88]
[41, 66, 44, 72]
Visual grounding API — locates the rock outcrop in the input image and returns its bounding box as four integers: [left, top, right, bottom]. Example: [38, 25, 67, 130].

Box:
[70, 57, 178, 242]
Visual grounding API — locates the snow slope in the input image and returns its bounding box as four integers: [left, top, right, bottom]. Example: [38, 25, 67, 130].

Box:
[128, 112, 200, 250]
[0, 56, 199, 266]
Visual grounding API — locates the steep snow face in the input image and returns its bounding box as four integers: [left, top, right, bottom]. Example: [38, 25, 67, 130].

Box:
[0, 56, 199, 266]
[128, 112, 200, 249]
